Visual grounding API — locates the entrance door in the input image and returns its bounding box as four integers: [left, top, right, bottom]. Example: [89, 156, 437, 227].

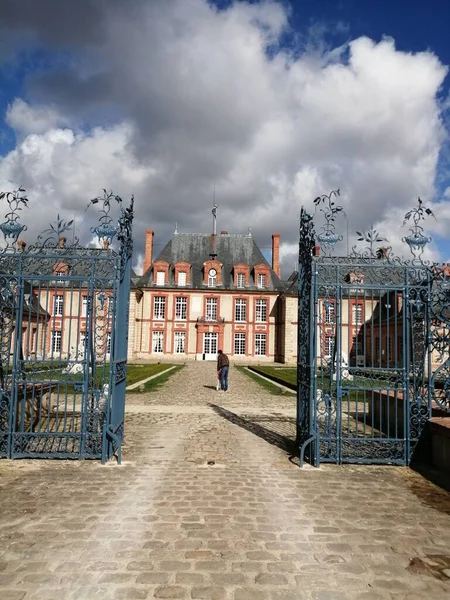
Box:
[203, 332, 218, 360]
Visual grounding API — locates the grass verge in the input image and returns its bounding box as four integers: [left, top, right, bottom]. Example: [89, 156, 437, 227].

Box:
[248, 366, 297, 390]
[140, 365, 184, 392]
[126, 363, 175, 386]
[236, 366, 294, 396]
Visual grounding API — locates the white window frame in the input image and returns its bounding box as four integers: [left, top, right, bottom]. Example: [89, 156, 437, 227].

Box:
[178, 272, 187, 287]
[51, 331, 62, 354]
[152, 331, 164, 353]
[325, 335, 335, 357]
[154, 296, 166, 320]
[255, 333, 266, 356]
[54, 294, 64, 316]
[206, 298, 217, 321]
[234, 333, 246, 355]
[174, 331, 186, 354]
[156, 271, 165, 285]
[234, 299, 246, 322]
[352, 303, 363, 324]
[325, 302, 335, 325]
[257, 273, 266, 289]
[208, 271, 217, 288]
[175, 296, 187, 320]
[236, 273, 245, 289]
[255, 299, 267, 323]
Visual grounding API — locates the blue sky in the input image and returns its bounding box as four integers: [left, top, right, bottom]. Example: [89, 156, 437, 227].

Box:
[0, 0, 449, 269]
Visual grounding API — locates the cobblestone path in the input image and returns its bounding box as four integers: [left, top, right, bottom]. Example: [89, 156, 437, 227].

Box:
[0, 362, 449, 600]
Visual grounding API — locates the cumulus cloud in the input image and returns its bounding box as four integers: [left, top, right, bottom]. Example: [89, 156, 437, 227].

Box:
[0, 0, 448, 275]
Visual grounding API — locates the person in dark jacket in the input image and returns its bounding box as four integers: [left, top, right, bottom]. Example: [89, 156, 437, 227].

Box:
[217, 350, 229, 391]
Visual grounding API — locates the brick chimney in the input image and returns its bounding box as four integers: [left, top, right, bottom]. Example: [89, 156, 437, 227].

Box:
[143, 230, 154, 274]
[272, 233, 280, 278]
[313, 244, 320, 257]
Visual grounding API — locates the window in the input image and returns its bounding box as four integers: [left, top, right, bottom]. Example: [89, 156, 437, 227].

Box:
[352, 304, 363, 324]
[106, 332, 112, 354]
[152, 331, 164, 353]
[208, 268, 217, 288]
[255, 299, 267, 322]
[174, 331, 186, 354]
[51, 331, 62, 354]
[175, 297, 187, 320]
[236, 273, 245, 288]
[156, 271, 165, 285]
[235, 299, 246, 322]
[178, 272, 186, 287]
[154, 296, 166, 320]
[352, 336, 358, 354]
[54, 294, 64, 316]
[55, 271, 64, 277]
[82, 296, 92, 317]
[324, 335, 334, 357]
[257, 274, 266, 289]
[255, 333, 266, 356]
[234, 333, 246, 355]
[80, 332, 87, 350]
[206, 298, 217, 321]
[324, 302, 335, 324]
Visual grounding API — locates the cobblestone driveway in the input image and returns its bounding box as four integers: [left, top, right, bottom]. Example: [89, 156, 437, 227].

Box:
[0, 362, 449, 600]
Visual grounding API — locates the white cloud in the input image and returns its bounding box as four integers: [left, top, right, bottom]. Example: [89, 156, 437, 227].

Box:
[0, 0, 448, 275]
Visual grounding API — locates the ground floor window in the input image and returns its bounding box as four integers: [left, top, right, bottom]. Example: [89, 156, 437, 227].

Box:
[174, 331, 186, 354]
[152, 331, 164, 353]
[255, 333, 266, 356]
[203, 332, 218, 355]
[234, 333, 246, 355]
[51, 330, 62, 354]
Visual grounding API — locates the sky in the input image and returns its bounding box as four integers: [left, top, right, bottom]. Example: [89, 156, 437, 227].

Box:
[0, 0, 449, 275]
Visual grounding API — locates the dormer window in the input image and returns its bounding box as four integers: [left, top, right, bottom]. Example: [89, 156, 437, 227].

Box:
[156, 271, 165, 285]
[257, 274, 266, 289]
[208, 268, 217, 288]
[237, 273, 245, 288]
[178, 272, 186, 287]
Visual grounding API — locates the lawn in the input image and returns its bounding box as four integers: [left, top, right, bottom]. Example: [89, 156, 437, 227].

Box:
[238, 366, 295, 395]
[248, 366, 297, 389]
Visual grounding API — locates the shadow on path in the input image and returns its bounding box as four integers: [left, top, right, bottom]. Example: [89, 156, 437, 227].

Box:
[209, 403, 297, 456]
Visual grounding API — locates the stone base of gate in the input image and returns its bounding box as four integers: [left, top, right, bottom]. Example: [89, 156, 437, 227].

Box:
[430, 417, 450, 474]
[368, 390, 406, 438]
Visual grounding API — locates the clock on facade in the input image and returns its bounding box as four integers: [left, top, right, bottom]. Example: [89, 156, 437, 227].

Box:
[209, 269, 217, 276]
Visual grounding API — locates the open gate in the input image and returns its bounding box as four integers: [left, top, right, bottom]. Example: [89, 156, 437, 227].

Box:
[0, 189, 133, 462]
[298, 192, 448, 466]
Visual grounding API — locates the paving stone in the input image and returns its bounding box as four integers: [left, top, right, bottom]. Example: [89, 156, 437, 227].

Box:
[255, 573, 289, 585]
[154, 587, 188, 599]
[114, 588, 149, 599]
[190, 587, 227, 599]
[0, 592, 27, 600]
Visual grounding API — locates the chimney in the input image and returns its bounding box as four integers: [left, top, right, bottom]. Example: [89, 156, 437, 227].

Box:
[209, 234, 217, 259]
[143, 230, 154, 274]
[313, 244, 320, 257]
[272, 233, 280, 278]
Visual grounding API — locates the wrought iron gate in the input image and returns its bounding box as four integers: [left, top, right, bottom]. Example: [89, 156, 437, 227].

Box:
[0, 189, 133, 462]
[298, 192, 449, 466]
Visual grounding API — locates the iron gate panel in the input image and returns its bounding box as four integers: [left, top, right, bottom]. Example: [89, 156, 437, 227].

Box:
[298, 193, 445, 467]
[0, 189, 133, 462]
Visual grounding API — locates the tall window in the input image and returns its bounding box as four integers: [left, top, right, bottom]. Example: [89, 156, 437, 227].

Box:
[255, 333, 266, 356]
[178, 272, 187, 287]
[106, 332, 112, 355]
[257, 274, 266, 289]
[206, 298, 217, 321]
[208, 269, 217, 288]
[51, 331, 62, 353]
[54, 294, 64, 316]
[236, 273, 245, 288]
[175, 297, 187, 320]
[154, 296, 166, 320]
[325, 335, 334, 357]
[352, 303, 363, 324]
[152, 331, 164, 353]
[234, 333, 246, 355]
[80, 332, 87, 349]
[255, 299, 267, 322]
[82, 296, 91, 317]
[156, 271, 165, 285]
[324, 302, 335, 324]
[234, 299, 246, 322]
[174, 331, 186, 354]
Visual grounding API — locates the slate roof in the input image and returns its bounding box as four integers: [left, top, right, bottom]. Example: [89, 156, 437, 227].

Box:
[138, 233, 286, 292]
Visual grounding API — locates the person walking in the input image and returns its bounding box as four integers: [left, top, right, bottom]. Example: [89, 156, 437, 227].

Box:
[217, 349, 229, 391]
